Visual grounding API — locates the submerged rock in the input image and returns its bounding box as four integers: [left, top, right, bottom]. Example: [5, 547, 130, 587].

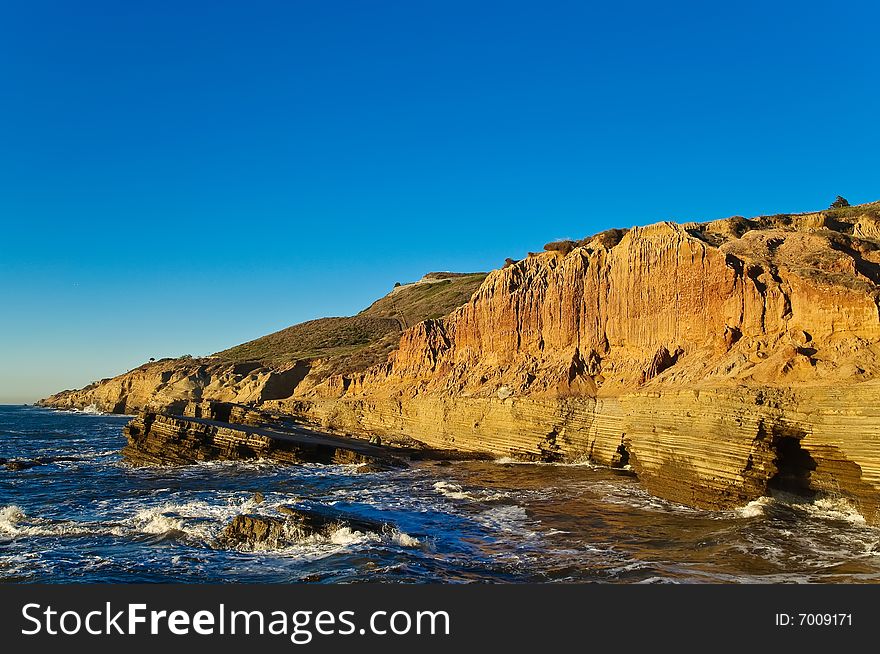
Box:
[220, 505, 392, 549]
[5, 460, 36, 471]
[3, 455, 86, 471]
[355, 461, 399, 474]
[276, 505, 390, 535]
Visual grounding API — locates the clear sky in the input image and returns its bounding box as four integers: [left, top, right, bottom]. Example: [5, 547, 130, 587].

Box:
[1, 0, 878, 403]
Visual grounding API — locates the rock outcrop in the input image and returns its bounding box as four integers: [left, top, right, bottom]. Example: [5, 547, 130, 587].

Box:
[121, 412, 407, 467]
[38, 273, 487, 415]
[38, 358, 308, 415]
[220, 506, 392, 550]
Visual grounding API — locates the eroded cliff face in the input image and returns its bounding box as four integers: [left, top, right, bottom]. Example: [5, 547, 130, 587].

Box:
[38, 273, 488, 415]
[323, 215, 880, 398]
[38, 358, 311, 415]
[278, 206, 880, 523]
[40, 203, 880, 522]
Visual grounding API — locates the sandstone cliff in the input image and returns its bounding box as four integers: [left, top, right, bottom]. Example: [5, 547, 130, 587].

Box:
[274, 202, 880, 523]
[40, 202, 880, 523]
[38, 272, 487, 414]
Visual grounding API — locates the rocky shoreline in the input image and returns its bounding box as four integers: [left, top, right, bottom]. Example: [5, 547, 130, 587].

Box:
[39, 202, 880, 526]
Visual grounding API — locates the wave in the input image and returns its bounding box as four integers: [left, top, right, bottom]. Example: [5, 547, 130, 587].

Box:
[584, 479, 703, 515]
[433, 481, 474, 500]
[432, 481, 511, 502]
[493, 456, 598, 468]
[124, 497, 270, 542]
[1, 499, 424, 557]
[229, 519, 422, 555]
[735, 497, 771, 519]
[0, 505, 25, 533]
[733, 494, 870, 525]
[0, 500, 246, 543]
[0, 505, 120, 539]
[475, 505, 535, 538]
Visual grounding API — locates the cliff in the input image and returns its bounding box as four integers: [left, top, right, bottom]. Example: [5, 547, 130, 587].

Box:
[275, 202, 880, 523]
[38, 272, 487, 414]
[40, 201, 880, 523]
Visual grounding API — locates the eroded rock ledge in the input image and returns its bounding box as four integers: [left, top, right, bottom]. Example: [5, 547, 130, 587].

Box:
[121, 401, 482, 467]
[284, 384, 880, 525]
[121, 412, 407, 467]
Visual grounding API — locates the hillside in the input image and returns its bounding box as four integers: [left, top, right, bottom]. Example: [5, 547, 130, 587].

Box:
[38, 272, 487, 413]
[214, 272, 487, 375]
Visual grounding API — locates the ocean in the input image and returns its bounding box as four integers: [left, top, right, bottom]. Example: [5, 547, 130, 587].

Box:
[1, 405, 878, 583]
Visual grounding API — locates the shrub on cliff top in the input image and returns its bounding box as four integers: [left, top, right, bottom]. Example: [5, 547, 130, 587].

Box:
[579, 227, 629, 249]
[830, 195, 850, 209]
[543, 240, 576, 255]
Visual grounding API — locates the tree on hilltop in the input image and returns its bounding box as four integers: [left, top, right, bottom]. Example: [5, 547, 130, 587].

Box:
[830, 195, 850, 209]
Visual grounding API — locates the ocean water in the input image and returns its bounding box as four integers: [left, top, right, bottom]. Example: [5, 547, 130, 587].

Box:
[1, 404, 879, 583]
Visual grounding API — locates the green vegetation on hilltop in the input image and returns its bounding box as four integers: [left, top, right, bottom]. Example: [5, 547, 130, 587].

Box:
[214, 273, 486, 369]
[359, 272, 486, 325]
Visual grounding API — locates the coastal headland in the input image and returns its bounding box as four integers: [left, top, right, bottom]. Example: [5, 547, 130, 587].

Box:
[40, 203, 880, 524]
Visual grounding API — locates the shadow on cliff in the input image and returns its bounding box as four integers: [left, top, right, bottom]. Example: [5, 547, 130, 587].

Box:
[768, 429, 817, 499]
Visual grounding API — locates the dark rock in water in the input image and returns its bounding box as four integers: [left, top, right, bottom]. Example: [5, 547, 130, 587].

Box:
[252, 491, 265, 504]
[222, 515, 289, 549]
[5, 460, 38, 471]
[221, 505, 392, 549]
[3, 456, 84, 471]
[276, 505, 390, 535]
[355, 461, 398, 474]
[369, 434, 382, 446]
[122, 412, 407, 467]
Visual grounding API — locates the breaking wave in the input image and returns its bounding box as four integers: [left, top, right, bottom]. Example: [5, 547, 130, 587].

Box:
[734, 494, 869, 525]
[433, 481, 511, 502]
[5, 406, 880, 583]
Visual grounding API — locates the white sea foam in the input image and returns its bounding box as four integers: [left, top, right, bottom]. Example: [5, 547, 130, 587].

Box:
[0, 505, 115, 539]
[125, 497, 267, 542]
[476, 505, 530, 533]
[233, 518, 422, 555]
[493, 456, 597, 468]
[735, 497, 771, 518]
[433, 481, 474, 500]
[132, 508, 187, 535]
[326, 526, 366, 546]
[733, 495, 869, 525]
[432, 480, 512, 503]
[391, 530, 422, 548]
[0, 505, 26, 535]
[799, 496, 867, 525]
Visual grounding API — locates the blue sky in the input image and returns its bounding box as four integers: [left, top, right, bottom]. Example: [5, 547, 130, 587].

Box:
[1, 0, 878, 403]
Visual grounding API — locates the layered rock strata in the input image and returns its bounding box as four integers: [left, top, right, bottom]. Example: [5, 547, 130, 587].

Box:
[121, 413, 406, 467]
